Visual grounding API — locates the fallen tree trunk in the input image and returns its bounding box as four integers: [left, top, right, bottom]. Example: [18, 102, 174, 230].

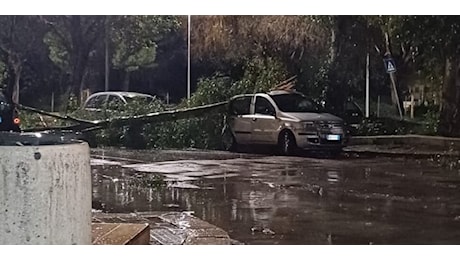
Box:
[19, 101, 229, 133]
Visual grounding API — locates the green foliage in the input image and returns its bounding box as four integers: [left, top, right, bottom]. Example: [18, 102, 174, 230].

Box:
[0, 60, 6, 87]
[356, 117, 423, 136]
[239, 56, 289, 93]
[127, 56, 288, 150]
[187, 74, 233, 106]
[72, 96, 165, 148]
[418, 105, 440, 135]
[111, 16, 180, 72]
[43, 32, 70, 72]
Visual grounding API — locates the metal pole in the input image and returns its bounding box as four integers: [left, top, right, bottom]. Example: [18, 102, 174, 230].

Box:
[389, 73, 403, 120]
[410, 93, 414, 119]
[105, 16, 110, 92]
[384, 32, 403, 120]
[377, 95, 380, 118]
[187, 15, 191, 99]
[365, 52, 370, 118]
[51, 91, 54, 112]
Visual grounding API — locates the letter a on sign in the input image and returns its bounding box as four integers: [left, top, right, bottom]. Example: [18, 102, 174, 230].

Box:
[385, 58, 396, 73]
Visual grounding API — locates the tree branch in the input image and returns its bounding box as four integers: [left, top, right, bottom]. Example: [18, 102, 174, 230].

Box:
[18, 104, 97, 126]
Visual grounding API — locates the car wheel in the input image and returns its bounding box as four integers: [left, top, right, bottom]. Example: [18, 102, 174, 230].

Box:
[222, 127, 237, 152]
[278, 130, 297, 156]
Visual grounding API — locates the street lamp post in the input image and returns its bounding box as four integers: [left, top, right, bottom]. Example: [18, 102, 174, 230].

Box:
[105, 16, 110, 92]
[187, 15, 191, 99]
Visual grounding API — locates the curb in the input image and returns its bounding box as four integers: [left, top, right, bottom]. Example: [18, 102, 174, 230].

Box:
[345, 135, 460, 158]
[349, 134, 460, 149]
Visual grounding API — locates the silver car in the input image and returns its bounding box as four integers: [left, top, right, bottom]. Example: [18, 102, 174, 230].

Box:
[83, 91, 155, 112]
[221, 90, 346, 155]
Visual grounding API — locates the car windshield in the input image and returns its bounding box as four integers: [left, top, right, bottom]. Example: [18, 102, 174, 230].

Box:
[270, 93, 321, 113]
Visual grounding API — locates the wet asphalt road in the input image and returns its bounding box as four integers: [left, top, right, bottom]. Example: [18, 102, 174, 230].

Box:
[91, 148, 460, 245]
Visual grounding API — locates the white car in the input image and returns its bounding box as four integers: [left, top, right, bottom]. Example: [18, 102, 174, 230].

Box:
[83, 91, 155, 112]
[221, 90, 346, 155]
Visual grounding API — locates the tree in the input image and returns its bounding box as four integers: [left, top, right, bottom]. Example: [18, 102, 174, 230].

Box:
[190, 15, 390, 109]
[110, 15, 180, 91]
[387, 16, 460, 136]
[0, 16, 47, 104]
[42, 15, 106, 105]
[191, 15, 329, 86]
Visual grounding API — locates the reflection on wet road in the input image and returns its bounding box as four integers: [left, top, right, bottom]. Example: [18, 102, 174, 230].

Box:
[91, 148, 460, 244]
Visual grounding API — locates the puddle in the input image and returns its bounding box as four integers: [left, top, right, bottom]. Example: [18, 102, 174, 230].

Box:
[92, 149, 460, 244]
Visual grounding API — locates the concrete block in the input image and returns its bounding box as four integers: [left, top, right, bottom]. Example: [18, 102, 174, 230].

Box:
[92, 223, 150, 245]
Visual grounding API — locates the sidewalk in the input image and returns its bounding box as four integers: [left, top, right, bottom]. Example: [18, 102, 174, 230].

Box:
[344, 135, 460, 158]
[92, 211, 241, 245]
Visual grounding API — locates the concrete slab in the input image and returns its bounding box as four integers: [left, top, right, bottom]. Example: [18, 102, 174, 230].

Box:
[92, 223, 150, 245]
[93, 211, 239, 245]
[150, 228, 187, 245]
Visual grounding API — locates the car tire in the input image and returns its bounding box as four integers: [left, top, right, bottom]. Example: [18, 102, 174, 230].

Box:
[278, 130, 297, 156]
[222, 127, 237, 152]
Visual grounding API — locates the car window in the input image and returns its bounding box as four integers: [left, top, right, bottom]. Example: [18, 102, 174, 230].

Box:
[107, 95, 125, 107]
[270, 93, 321, 113]
[124, 95, 154, 104]
[230, 96, 251, 115]
[255, 97, 275, 115]
[85, 95, 107, 109]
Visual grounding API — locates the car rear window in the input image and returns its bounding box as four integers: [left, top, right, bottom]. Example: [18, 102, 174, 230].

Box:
[124, 96, 154, 104]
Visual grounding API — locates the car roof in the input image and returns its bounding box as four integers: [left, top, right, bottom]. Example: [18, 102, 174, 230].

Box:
[267, 90, 303, 96]
[229, 90, 305, 100]
[87, 91, 154, 98]
[229, 94, 254, 100]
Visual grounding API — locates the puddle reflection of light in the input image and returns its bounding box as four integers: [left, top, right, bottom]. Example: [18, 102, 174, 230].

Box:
[327, 171, 340, 183]
[231, 199, 238, 221]
[147, 188, 154, 202]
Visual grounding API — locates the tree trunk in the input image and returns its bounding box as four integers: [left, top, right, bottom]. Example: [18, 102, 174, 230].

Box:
[438, 56, 460, 137]
[7, 53, 22, 104]
[122, 70, 131, 91]
[325, 17, 346, 112]
[12, 64, 21, 104]
[69, 47, 88, 104]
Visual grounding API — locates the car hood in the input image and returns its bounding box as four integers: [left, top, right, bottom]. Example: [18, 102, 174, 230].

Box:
[279, 112, 343, 122]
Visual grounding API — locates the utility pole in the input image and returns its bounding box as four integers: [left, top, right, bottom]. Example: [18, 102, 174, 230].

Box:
[187, 15, 191, 99]
[365, 52, 370, 118]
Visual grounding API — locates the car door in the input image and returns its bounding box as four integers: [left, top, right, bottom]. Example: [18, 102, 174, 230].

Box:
[251, 95, 278, 144]
[228, 96, 253, 144]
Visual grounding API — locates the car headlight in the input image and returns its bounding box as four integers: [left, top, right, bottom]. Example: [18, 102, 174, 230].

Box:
[303, 121, 317, 129]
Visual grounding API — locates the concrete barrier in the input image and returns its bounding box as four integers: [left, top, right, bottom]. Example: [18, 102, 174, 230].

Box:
[0, 133, 91, 244]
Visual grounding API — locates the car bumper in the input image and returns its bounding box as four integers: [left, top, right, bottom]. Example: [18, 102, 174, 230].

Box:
[295, 132, 347, 150]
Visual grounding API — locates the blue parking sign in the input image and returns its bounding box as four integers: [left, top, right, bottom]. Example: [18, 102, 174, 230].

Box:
[384, 58, 396, 73]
